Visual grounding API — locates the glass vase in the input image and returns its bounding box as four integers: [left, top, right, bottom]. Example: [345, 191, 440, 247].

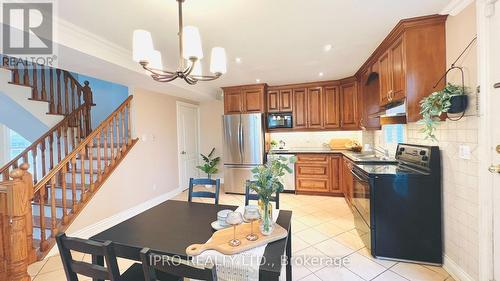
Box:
[258, 199, 274, 235]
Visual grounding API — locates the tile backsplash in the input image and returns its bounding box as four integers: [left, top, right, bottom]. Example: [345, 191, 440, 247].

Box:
[269, 131, 362, 149]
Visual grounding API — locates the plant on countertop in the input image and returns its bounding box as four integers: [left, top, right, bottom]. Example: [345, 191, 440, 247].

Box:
[196, 148, 220, 179]
[418, 83, 466, 140]
[248, 154, 296, 235]
[270, 140, 278, 150]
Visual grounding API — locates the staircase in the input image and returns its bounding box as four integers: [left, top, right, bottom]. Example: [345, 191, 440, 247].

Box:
[0, 56, 137, 281]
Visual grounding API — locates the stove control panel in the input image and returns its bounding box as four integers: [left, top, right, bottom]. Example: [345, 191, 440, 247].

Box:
[396, 144, 433, 169]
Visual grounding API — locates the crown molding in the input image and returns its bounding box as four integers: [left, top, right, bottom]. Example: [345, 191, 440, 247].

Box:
[440, 0, 475, 16]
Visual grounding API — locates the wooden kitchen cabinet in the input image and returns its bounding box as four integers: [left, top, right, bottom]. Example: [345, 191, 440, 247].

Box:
[222, 84, 266, 114]
[293, 88, 307, 129]
[267, 88, 293, 113]
[359, 68, 381, 130]
[340, 81, 359, 130]
[358, 15, 447, 121]
[341, 156, 354, 205]
[323, 86, 341, 129]
[330, 155, 342, 194]
[295, 154, 344, 196]
[307, 87, 323, 129]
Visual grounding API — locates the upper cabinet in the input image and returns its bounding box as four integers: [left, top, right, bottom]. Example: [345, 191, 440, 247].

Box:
[267, 88, 293, 113]
[358, 15, 447, 122]
[359, 67, 382, 130]
[339, 80, 359, 130]
[222, 84, 266, 114]
[323, 86, 341, 129]
[292, 88, 307, 129]
[306, 87, 324, 129]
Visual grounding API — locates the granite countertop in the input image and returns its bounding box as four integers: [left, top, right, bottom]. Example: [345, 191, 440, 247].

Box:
[269, 148, 397, 164]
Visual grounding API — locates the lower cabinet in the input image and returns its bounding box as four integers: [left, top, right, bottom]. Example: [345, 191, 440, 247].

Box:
[295, 154, 343, 196]
[341, 156, 354, 205]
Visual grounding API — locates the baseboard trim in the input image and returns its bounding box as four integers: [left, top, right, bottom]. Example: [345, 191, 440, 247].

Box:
[46, 187, 184, 257]
[443, 254, 475, 281]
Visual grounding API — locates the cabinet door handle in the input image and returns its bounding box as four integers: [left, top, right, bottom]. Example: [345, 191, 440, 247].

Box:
[494, 82, 500, 89]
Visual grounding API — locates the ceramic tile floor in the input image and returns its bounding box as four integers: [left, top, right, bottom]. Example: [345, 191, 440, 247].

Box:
[29, 191, 455, 281]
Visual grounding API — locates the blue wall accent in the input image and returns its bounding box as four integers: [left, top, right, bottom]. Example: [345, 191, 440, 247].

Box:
[0, 92, 48, 141]
[71, 74, 129, 128]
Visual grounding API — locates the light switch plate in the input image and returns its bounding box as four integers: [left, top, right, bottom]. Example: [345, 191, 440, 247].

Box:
[459, 145, 471, 160]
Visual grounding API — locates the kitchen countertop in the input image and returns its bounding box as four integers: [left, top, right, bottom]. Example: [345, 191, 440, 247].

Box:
[269, 148, 398, 164]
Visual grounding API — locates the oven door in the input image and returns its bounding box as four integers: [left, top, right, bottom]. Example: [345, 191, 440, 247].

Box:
[351, 168, 371, 230]
[351, 167, 371, 249]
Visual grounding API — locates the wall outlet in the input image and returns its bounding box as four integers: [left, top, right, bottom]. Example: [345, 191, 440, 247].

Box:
[459, 145, 472, 160]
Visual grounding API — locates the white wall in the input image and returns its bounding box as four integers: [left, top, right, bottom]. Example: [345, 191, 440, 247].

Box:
[199, 100, 224, 179]
[65, 87, 198, 234]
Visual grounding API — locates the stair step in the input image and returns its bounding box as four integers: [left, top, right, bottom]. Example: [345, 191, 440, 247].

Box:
[8, 81, 32, 88]
[67, 168, 99, 174]
[33, 215, 62, 229]
[32, 198, 75, 209]
[28, 97, 50, 103]
[45, 183, 87, 191]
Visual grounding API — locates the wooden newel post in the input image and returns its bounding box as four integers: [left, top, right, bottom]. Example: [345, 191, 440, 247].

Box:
[20, 163, 36, 263]
[0, 167, 33, 281]
[82, 81, 93, 136]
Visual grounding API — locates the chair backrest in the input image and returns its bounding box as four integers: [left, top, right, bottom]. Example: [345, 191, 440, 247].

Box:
[140, 248, 217, 281]
[55, 233, 121, 281]
[245, 180, 280, 209]
[188, 178, 221, 204]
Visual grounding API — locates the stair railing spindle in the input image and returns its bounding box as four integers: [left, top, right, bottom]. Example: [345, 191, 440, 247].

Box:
[32, 63, 38, 99]
[96, 131, 102, 182]
[61, 165, 68, 224]
[88, 141, 94, 193]
[71, 156, 77, 209]
[80, 149, 87, 201]
[127, 103, 132, 145]
[50, 177, 57, 238]
[64, 73, 69, 114]
[41, 66, 47, 100]
[38, 188, 48, 251]
[49, 68, 55, 113]
[56, 69, 62, 114]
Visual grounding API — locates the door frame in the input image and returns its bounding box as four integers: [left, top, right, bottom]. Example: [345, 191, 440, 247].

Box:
[477, 0, 497, 279]
[176, 101, 201, 190]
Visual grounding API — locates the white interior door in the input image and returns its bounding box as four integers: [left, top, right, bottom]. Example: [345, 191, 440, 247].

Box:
[177, 102, 199, 190]
[489, 1, 500, 279]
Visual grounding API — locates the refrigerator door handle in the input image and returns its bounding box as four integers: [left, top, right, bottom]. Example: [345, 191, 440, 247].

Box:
[238, 117, 243, 162]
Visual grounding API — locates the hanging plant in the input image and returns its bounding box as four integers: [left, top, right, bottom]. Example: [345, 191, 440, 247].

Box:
[418, 83, 467, 140]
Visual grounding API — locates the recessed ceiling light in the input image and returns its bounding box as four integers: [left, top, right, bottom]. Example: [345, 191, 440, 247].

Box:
[323, 44, 333, 52]
[256, 79, 261, 83]
[319, 72, 324, 77]
[235, 57, 242, 63]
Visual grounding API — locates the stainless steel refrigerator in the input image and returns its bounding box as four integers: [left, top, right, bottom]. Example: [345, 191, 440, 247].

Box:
[223, 113, 264, 194]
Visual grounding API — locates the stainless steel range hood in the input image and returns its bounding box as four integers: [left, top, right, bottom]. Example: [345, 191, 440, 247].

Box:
[369, 102, 407, 125]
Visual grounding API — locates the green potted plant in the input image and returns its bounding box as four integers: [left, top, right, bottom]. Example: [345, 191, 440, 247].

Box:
[248, 154, 296, 235]
[196, 148, 220, 179]
[418, 83, 467, 140]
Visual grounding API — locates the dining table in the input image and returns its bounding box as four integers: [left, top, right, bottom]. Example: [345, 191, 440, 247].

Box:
[90, 200, 292, 281]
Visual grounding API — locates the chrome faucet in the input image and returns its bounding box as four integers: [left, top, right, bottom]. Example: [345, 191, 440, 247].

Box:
[374, 146, 390, 160]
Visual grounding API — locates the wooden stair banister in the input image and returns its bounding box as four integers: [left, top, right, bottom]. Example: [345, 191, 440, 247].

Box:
[0, 103, 92, 184]
[2, 54, 93, 116]
[0, 165, 35, 281]
[31, 95, 137, 258]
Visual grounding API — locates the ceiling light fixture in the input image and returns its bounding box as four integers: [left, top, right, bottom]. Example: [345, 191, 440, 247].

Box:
[319, 72, 324, 77]
[256, 79, 261, 83]
[132, 0, 227, 85]
[323, 44, 333, 52]
[235, 57, 242, 63]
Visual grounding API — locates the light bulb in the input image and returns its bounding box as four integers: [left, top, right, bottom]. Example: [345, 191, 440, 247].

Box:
[149, 50, 163, 70]
[183, 26, 203, 60]
[210, 47, 227, 74]
[133, 30, 154, 62]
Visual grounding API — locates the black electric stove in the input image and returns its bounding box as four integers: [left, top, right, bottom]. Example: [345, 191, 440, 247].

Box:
[350, 144, 442, 265]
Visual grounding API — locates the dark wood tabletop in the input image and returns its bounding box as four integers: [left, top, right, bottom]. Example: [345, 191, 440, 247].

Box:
[90, 200, 292, 281]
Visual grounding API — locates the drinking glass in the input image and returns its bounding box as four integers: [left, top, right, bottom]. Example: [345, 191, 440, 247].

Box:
[225, 211, 243, 247]
[244, 206, 260, 241]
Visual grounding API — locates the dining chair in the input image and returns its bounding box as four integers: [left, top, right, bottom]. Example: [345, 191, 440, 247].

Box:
[55, 233, 144, 281]
[188, 178, 221, 204]
[140, 248, 217, 281]
[245, 180, 280, 209]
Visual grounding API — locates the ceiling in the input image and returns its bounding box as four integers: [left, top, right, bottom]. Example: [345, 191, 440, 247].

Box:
[53, 0, 451, 101]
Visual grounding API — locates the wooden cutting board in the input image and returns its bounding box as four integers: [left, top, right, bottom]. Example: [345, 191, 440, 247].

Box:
[329, 138, 352, 150]
[186, 222, 288, 256]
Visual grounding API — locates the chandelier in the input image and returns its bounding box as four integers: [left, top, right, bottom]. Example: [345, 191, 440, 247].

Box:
[132, 0, 227, 85]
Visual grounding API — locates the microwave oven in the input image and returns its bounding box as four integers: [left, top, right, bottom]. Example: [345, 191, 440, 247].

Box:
[267, 113, 293, 129]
